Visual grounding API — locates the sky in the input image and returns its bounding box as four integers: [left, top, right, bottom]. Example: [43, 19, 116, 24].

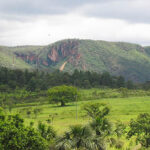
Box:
[0, 0, 150, 46]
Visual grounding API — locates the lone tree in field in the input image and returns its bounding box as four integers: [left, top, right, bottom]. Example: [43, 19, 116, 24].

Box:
[48, 85, 79, 106]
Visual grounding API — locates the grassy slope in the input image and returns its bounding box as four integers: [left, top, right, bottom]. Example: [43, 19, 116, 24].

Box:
[10, 88, 150, 134]
[11, 45, 44, 54]
[0, 46, 32, 69]
[25, 97, 150, 132]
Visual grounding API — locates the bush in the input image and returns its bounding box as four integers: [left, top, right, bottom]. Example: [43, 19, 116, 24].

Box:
[0, 110, 49, 150]
[115, 140, 124, 149]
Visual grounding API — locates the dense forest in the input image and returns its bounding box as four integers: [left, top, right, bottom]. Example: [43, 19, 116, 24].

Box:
[0, 66, 138, 92]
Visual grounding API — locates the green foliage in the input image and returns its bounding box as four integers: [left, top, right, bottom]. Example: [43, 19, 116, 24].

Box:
[82, 102, 110, 118]
[38, 122, 56, 141]
[56, 102, 112, 150]
[0, 66, 133, 92]
[0, 110, 49, 150]
[114, 121, 126, 138]
[119, 88, 129, 97]
[81, 88, 150, 101]
[26, 109, 32, 118]
[126, 80, 135, 89]
[117, 76, 125, 88]
[115, 140, 124, 149]
[56, 125, 106, 150]
[33, 108, 42, 118]
[1, 94, 150, 149]
[90, 116, 112, 137]
[26, 77, 37, 92]
[128, 113, 150, 148]
[144, 46, 150, 57]
[48, 85, 79, 106]
[0, 47, 32, 70]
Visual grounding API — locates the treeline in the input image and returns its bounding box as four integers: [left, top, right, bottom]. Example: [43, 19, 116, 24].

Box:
[0, 67, 143, 92]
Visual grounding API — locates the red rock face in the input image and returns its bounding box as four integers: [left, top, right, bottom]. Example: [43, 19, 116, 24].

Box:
[47, 40, 80, 65]
[15, 53, 40, 65]
[48, 48, 59, 62]
[15, 40, 81, 67]
[16, 53, 34, 61]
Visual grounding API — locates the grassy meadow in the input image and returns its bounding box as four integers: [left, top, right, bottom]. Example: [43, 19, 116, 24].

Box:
[1, 88, 150, 149]
[7, 88, 150, 134]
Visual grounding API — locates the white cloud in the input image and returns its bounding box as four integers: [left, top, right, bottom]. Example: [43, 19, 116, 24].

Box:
[0, 14, 150, 46]
[0, 0, 150, 46]
[78, 0, 150, 23]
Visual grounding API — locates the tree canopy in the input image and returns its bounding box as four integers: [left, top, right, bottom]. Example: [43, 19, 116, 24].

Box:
[48, 85, 79, 106]
[0, 110, 48, 150]
[0, 108, 56, 150]
[0, 66, 137, 92]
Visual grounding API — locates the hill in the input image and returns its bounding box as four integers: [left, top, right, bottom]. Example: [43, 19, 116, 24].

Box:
[0, 39, 150, 82]
[0, 46, 32, 70]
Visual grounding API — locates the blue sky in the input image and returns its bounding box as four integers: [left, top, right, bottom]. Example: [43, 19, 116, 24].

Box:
[0, 0, 150, 46]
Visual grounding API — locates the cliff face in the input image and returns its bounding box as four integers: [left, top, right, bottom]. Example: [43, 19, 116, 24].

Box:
[47, 40, 80, 65]
[15, 40, 80, 67]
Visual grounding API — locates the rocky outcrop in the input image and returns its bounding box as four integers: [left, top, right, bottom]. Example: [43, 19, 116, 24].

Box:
[14, 40, 81, 67]
[47, 40, 79, 64]
[48, 48, 59, 62]
[15, 53, 39, 64]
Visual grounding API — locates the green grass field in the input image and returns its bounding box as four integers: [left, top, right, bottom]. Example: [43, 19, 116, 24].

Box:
[10, 95, 150, 134]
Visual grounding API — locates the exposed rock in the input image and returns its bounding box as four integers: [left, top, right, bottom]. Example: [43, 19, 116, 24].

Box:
[14, 40, 81, 68]
[48, 48, 59, 62]
[59, 61, 67, 71]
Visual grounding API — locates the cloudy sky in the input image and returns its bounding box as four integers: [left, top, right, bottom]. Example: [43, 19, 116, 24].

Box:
[0, 0, 150, 46]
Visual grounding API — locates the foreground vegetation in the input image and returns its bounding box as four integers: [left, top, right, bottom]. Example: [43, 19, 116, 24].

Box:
[0, 90, 150, 150]
[1, 95, 150, 149]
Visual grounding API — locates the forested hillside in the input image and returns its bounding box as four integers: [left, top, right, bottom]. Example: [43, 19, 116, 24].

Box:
[1, 39, 150, 82]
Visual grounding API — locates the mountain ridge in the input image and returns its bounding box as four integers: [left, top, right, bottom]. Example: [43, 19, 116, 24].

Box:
[0, 39, 150, 82]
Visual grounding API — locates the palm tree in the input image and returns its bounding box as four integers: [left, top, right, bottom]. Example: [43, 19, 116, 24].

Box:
[56, 125, 97, 150]
[90, 117, 112, 137]
[56, 132, 72, 150]
[56, 103, 112, 150]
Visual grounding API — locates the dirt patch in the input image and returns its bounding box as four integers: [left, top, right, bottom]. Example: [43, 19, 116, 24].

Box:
[59, 61, 67, 71]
